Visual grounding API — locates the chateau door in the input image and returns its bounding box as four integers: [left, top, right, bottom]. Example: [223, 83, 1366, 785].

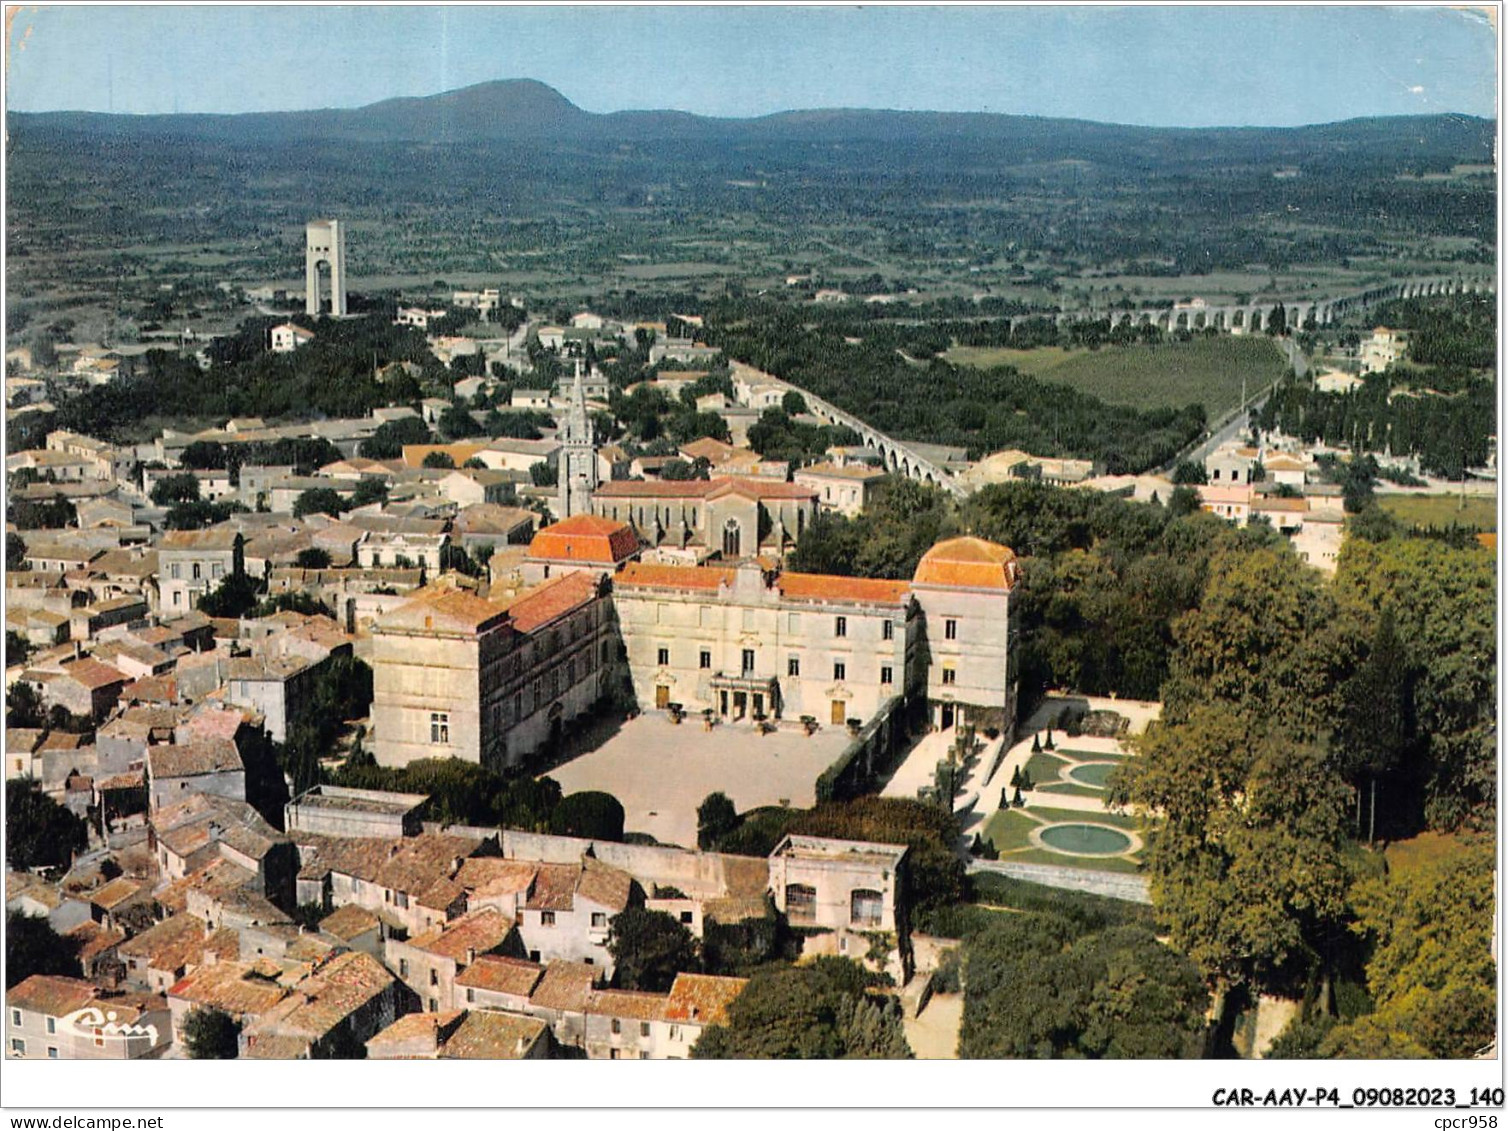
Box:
[831, 700, 846, 725]
[655, 685, 670, 709]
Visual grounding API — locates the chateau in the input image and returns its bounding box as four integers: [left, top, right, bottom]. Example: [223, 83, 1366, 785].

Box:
[370, 520, 1020, 770]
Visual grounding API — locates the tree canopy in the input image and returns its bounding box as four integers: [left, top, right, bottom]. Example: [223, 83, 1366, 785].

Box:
[692, 958, 909, 1059]
[607, 908, 700, 993]
[6, 778, 89, 871]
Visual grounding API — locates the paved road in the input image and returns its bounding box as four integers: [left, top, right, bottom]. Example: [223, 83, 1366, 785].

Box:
[1176, 334, 1305, 468]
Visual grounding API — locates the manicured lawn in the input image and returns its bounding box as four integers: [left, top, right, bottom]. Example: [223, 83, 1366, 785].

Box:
[1056, 747, 1130, 762]
[1022, 804, 1144, 832]
[1377, 493, 1497, 532]
[1036, 781, 1106, 800]
[982, 808, 1040, 853]
[945, 336, 1285, 417]
[1022, 752, 1068, 784]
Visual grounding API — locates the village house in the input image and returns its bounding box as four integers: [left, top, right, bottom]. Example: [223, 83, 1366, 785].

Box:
[284, 785, 429, 839]
[269, 323, 315, 353]
[365, 1008, 551, 1060]
[768, 835, 909, 936]
[145, 739, 245, 812]
[793, 461, 887, 517]
[453, 953, 544, 1014]
[158, 528, 244, 613]
[294, 833, 486, 938]
[118, 913, 234, 995]
[515, 856, 637, 973]
[237, 951, 406, 1059]
[584, 990, 667, 1060]
[6, 976, 170, 1061]
[520, 960, 597, 1050]
[384, 907, 516, 1013]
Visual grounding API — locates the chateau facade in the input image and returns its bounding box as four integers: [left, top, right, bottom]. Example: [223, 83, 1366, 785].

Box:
[369, 522, 1020, 770]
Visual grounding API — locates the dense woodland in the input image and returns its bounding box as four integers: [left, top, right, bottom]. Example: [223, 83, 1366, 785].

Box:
[704, 302, 1207, 470]
[785, 472, 1495, 1055]
[1257, 293, 1496, 478]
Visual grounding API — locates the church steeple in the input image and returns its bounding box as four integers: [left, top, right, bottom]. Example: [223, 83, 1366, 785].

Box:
[557, 359, 599, 519]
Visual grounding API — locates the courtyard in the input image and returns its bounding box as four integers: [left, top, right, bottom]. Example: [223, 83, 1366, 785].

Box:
[544, 711, 852, 848]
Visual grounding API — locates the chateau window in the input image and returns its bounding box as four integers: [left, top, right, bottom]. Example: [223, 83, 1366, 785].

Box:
[942, 667, 957, 685]
[430, 713, 450, 743]
[883, 621, 894, 641]
[881, 666, 893, 685]
[211, 562, 223, 579]
[541, 911, 556, 927]
[833, 661, 846, 682]
[429, 969, 439, 987]
[399, 959, 409, 978]
[787, 656, 800, 678]
[170, 563, 181, 580]
[567, 658, 576, 684]
[612, 1019, 622, 1035]
[592, 912, 607, 928]
[699, 650, 712, 670]
[785, 884, 817, 924]
[45, 1018, 54, 1035]
[641, 1022, 651, 1038]
[192, 563, 201, 580]
[851, 889, 884, 928]
[834, 616, 847, 638]
[658, 647, 670, 667]
[742, 649, 756, 675]
[945, 619, 958, 641]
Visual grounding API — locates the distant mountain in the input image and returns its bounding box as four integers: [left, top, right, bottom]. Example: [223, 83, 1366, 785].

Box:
[8, 78, 1495, 169]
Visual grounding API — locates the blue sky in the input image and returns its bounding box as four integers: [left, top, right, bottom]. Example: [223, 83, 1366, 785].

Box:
[5, 5, 1498, 126]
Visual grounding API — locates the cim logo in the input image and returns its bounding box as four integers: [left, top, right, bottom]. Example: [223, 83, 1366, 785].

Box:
[60, 1004, 160, 1046]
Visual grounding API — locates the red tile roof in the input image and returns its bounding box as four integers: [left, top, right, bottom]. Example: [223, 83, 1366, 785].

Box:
[6, 975, 99, 1018]
[502, 571, 600, 635]
[777, 572, 911, 606]
[664, 973, 748, 1026]
[912, 536, 1019, 591]
[528, 515, 640, 565]
[614, 563, 738, 592]
[455, 954, 544, 997]
[57, 657, 128, 691]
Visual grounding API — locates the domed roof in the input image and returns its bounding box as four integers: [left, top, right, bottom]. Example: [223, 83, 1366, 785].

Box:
[912, 536, 1019, 591]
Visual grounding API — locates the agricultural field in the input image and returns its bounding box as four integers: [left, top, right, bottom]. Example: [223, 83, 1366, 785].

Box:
[945, 335, 1288, 417]
[1377, 493, 1498, 531]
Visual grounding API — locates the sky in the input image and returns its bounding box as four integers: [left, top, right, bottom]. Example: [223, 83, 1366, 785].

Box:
[4, 5, 1499, 127]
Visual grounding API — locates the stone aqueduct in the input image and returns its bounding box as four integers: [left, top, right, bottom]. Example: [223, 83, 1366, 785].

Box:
[773, 275, 1494, 498]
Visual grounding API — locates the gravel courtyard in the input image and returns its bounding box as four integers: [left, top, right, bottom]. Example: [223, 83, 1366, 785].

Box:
[545, 713, 851, 848]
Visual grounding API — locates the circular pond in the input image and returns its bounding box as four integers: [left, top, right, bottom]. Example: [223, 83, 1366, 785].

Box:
[1066, 762, 1118, 788]
[1038, 823, 1134, 856]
